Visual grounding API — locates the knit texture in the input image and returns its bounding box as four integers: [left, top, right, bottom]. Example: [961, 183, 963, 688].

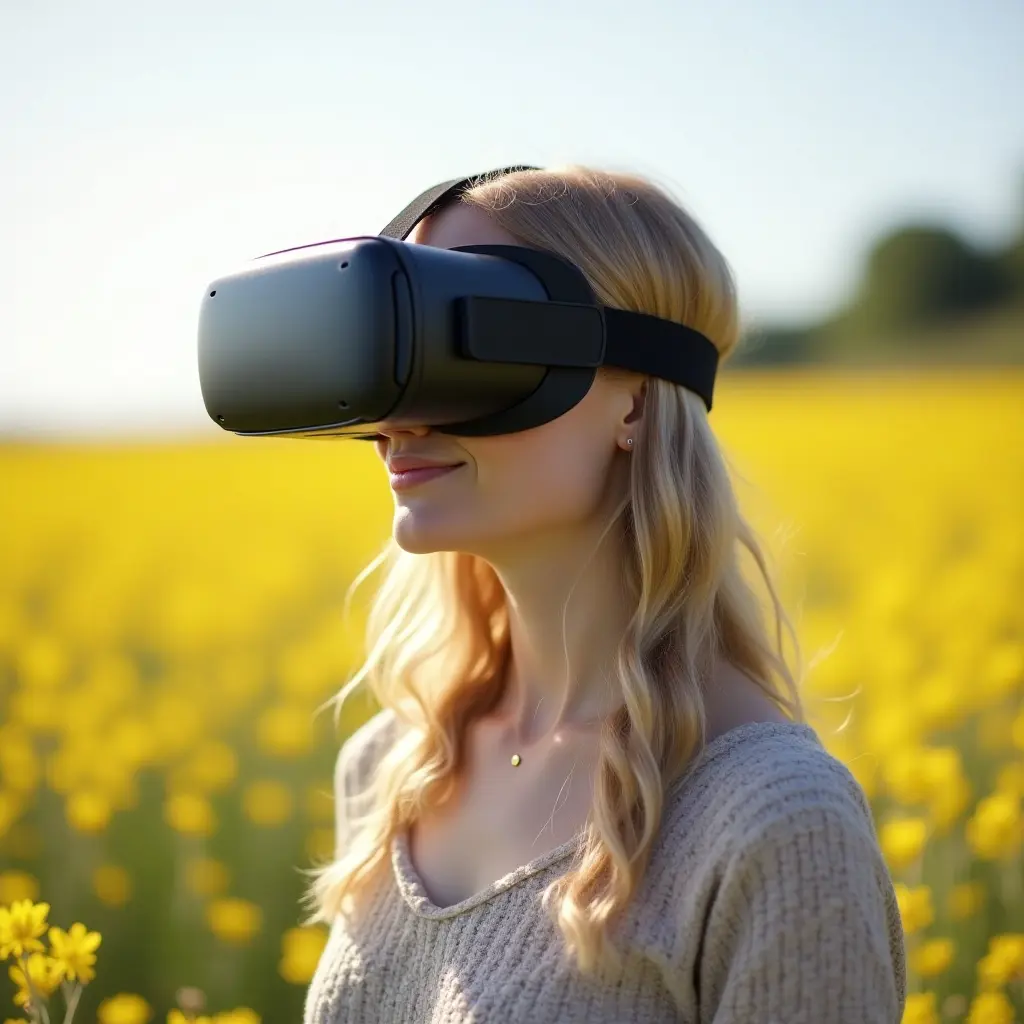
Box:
[304, 710, 907, 1023]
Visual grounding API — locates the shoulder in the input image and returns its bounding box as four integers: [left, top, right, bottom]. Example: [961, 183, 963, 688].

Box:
[662, 721, 878, 855]
[646, 723, 907, 1019]
[646, 720, 897, 946]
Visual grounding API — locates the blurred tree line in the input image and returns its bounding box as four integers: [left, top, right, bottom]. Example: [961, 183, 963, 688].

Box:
[737, 176, 1024, 366]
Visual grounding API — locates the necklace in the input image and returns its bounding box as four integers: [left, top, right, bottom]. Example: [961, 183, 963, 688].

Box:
[507, 708, 618, 767]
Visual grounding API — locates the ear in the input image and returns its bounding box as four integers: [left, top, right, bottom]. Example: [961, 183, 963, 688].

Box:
[614, 378, 647, 452]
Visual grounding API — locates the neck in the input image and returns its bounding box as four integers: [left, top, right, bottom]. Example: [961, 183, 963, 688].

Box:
[483, 515, 632, 746]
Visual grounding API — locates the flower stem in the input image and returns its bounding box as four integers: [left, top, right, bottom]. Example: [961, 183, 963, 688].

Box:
[17, 953, 52, 1024]
[62, 980, 83, 1024]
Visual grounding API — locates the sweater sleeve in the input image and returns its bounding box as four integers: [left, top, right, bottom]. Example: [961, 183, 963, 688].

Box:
[696, 799, 907, 1024]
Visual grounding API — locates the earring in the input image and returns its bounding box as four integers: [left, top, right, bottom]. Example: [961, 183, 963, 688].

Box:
[626, 439, 633, 448]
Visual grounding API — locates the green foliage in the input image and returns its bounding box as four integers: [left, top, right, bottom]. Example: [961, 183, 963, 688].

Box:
[997, 234, 1024, 298]
[738, 210, 1024, 366]
[844, 224, 1009, 336]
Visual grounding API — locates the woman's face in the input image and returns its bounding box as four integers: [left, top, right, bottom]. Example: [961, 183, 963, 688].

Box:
[374, 202, 640, 558]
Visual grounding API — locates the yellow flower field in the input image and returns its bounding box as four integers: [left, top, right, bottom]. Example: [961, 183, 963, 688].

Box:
[0, 369, 1021, 1022]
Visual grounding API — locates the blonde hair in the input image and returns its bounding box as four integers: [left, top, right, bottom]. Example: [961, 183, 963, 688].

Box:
[301, 164, 807, 977]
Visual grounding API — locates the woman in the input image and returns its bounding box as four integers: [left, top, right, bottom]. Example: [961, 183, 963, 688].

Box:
[302, 164, 907, 1022]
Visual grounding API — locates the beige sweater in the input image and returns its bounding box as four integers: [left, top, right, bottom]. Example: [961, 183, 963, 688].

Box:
[304, 710, 906, 1023]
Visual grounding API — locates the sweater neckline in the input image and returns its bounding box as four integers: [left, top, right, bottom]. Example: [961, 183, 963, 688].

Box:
[390, 718, 820, 921]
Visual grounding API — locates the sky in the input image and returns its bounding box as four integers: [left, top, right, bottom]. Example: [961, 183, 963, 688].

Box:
[1, 0, 1021, 438]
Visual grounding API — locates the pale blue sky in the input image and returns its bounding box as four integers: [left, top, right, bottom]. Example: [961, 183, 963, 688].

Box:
[2, 0, 1021, 437]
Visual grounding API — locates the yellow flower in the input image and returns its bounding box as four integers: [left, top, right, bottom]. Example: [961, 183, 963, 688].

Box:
[97, 993, 153, 1024]
[242, 780, 293, 827]
[881, 747, 930, 805]
[901, 991, 938, 1024]
[48, 921, 102, 983]
[995, 762, 1024, 799]
[15, 632, 69, 688]
[0, 873, 39, 908]
[879, 817, 928, 871]
[4, 1017, 31, 1024]
[895, 884, 934, 935]
[65, 789, 113, 833]
[8, 953, 61, 1007]
[164, 792, 216, 837]
[0, 734, 39, 793]
[174, 740, 238, 793]
[256, 703, 314, 758]
[920, 746, 966, 795]
[965, 792, 1022, 860]
[910, 937, 954, 977]
[977, 933, 1024, 989]
[214, 1010, 260, 1024]
[168, 1012, 213, 1024]
[279, 926, 328, 984]
[989, 933, 1024, 968]
[205, 898, 262, 946]
[966, 990, 1014, 1024]
[0, 899, 49, 959]
[916, 669, 962, 731]
[983, 639, 1024, 701]
[167, 1010, 258, 1024]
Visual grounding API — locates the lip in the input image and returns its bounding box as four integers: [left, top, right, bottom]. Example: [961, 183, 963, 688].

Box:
[388, 461, 465, 492]
[387, 455, 464, 472]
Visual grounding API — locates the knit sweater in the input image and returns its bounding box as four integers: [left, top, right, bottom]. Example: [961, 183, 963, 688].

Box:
[304, 710, 907, 1023]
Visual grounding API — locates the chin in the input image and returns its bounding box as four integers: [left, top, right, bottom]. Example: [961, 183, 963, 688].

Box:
[393, 503, 517, 557]
[393, 508, 471, 555]
[393, 529, 445, 555]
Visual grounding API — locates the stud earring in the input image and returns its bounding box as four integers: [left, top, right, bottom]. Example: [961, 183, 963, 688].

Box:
[626, 439, 633, 448]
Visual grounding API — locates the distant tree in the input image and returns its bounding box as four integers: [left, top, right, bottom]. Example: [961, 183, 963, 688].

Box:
[844, 223, 1007, 334]
[735, 177, 1024, 367]
[999, 169, 1024, 296]
[996, 230, 1024, 297]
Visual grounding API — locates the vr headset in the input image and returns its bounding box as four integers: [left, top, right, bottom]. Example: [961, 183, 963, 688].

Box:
[197, 164, 719, 439]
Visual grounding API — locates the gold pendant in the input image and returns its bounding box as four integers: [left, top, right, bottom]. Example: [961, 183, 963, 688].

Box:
[510, 754, 522, 766]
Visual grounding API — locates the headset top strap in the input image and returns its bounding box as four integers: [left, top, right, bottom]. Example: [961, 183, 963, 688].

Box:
[379, 165, 719, 412]
[378, 165, 542, 241]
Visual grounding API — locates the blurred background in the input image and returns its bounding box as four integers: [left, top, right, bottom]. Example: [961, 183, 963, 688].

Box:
[1, 1, 1022, 1021]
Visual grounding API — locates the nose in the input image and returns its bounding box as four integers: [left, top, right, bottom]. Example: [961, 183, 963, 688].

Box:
[376, 423, 432, 439]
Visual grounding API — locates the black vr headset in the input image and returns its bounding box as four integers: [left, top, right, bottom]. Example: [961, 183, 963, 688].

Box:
[197, 164, 719, 439]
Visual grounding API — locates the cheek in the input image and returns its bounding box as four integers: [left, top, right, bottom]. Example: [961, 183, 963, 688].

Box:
[390, 429, 614, 555]
[475, 436, 609, 528]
